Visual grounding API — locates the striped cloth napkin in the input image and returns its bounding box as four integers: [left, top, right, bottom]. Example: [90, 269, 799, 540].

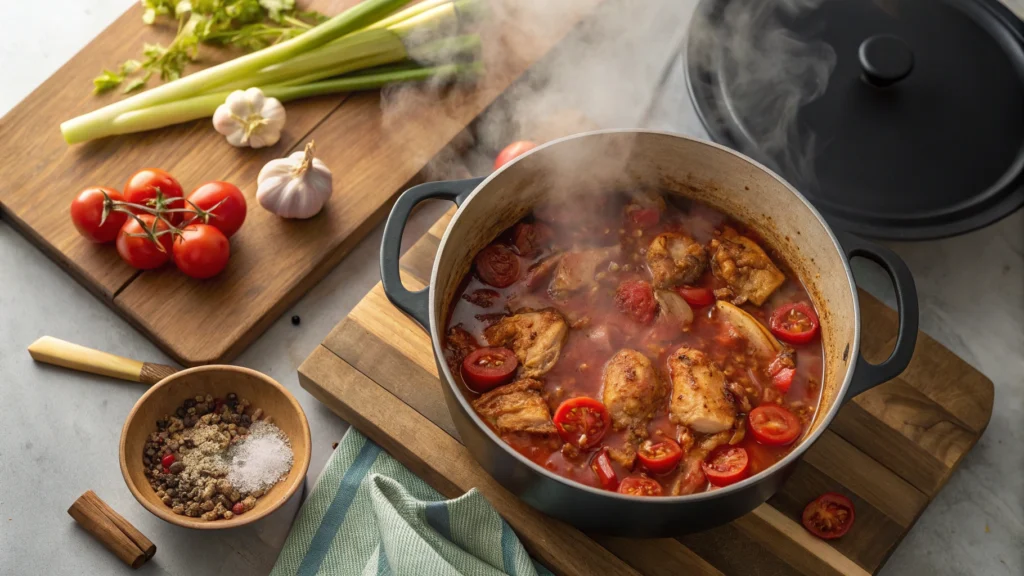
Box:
[271, 428, 552, 576]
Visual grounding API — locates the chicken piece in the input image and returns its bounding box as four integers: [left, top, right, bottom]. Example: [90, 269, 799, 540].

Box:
[549, 246, 620, 298]
[608, 444, 638, 470]
[472, 379, 556, 435]
[709, 227, 785, 306]
[667, 348, 736, 434]
[602, 349, 663, 438]
[523, 253, 562, 290]
[445, 325, 479, 362]
[625, 189, 668, 211]
[484, 309, 568, 378]
[646, 233, 708, 289]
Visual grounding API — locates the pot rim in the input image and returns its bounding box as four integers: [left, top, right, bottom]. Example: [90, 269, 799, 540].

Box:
[428, 129, 861, 503]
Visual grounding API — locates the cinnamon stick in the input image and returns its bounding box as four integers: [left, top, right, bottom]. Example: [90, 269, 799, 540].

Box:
[81, 490, 156, 559]
[68, 491, 150, 568]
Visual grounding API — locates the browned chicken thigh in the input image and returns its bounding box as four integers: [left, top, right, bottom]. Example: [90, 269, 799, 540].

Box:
[549, 246, 620, 299]
[708, 227, 785, 306]
[601, 349, 663, 468]
[646, 233, 708, 289]
[472, 379, 556, 435]
[667, 347, 736, 434]
[484, 309, 568, 378]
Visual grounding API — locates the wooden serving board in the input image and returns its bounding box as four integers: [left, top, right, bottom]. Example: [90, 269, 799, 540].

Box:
[298, 208, 995, 576]
[0, 0, 601, 366]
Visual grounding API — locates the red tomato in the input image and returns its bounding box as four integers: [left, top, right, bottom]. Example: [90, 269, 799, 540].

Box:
[701, 446, 750, 487]
[494, 141, 537, 170]
[184, 181, 247, 237]
[553, 397, 610, 449]
[675, 286, 715, 307]
[769, 302, 820, 345]
[172, 224, 230, 279]
[70, 187, 128, 243]
[748, 404, 802, 446]
[590, 448, 619, 491]
[116, 215, 172, 270]
[802, 493, 855, 540]
[772, 367, 796, 393]
[511, 222, 552, 257]
[614, 280, 656, 324]
[474, 245, 520, 288]
[637, 439, 683, 474]
[618, 475, 663, 496]
[123, 168, 185, 225]
[629, 208, 660, 228]
[461, 347, 518, 392]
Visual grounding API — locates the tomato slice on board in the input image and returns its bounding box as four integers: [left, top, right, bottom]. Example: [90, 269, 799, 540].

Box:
[802, 493, 856, 540]
[675, 286, 715, 307]
[769, 302, 820, 345]
[553, 397, 611, 449]
[474, 245, 521, 288]
[748, 404, 802, 446]
[771, 367, 796, 393]
[590, 448, 619, 491]
[618, 475, 663, 496]
[461, 347, 518, 392]
[701, 446, 750, 487]
[637, 439, 683, 475]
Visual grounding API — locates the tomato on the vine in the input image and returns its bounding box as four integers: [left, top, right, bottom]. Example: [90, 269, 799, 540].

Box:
[124, 168, 185, 225]
[173, 224, 231, 279]
[184, 181, 247, 237]
[70, 187, 128, 243]
[116, 215, 172, 270]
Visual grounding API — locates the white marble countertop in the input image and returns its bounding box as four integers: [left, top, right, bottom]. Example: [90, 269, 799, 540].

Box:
[1, 1, 1021, 575]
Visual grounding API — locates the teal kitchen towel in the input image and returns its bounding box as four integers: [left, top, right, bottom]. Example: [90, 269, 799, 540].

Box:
[271, 428, 552, 576]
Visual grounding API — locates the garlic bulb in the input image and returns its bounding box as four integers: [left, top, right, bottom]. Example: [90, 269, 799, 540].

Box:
[212, 88, 286, 148]
[257, 141, 333, 219]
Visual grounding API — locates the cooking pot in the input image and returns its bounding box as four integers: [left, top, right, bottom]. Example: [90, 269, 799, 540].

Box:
[379, 130, 918, 536]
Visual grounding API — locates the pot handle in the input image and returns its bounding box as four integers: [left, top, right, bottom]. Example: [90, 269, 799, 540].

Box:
[380, 178, 483, 329]
[837, 232, 919, 403]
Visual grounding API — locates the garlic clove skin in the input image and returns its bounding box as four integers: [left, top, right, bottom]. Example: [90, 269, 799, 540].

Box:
[257, 145, 333, 219]
[213, 88, 286, 149]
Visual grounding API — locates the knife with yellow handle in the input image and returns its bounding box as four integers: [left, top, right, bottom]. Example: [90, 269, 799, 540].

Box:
[27, 336, 178, 385]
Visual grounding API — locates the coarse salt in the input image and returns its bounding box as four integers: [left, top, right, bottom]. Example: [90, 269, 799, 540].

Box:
[226, 421, 293, 494]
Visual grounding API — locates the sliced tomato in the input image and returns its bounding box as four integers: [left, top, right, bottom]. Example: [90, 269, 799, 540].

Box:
[618, 475, 663, 496]
[802, 493, 855, 540]
[614, 280, 656, 324]
[748, 404, 802, 446]
[461, 347, 518, 392]
[553, 397, 610, 449]
[772, 367, 796, 393]
[637, 439, 683, 475]
[590, 448, 619, 491]
[628, 208, 660, 228]
[769, 302, 820, 345]
[701, 446, 750, 487]
[474, 245, 520, 288]
[675, 286, 715, 307]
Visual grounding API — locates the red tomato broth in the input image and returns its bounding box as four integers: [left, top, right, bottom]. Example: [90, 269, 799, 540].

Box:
[443, 191, 824, 495]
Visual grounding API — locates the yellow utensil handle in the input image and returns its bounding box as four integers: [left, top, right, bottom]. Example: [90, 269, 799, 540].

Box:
[28, 336, 147, 383]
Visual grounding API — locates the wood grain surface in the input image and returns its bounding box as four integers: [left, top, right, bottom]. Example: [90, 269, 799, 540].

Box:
[0, 0, 602, 366]
[299, 207, 994, 576]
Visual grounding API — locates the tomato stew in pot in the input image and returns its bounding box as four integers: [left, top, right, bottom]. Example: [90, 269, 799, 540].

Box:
[442, 190, 824, 496]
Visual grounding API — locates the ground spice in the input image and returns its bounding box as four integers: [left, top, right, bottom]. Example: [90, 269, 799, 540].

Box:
[226, 421, 294, 494]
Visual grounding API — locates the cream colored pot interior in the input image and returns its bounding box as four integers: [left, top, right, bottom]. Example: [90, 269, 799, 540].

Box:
[432, 131, 857, 438]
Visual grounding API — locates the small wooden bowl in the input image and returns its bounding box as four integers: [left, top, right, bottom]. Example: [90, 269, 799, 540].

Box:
[119, 365, 311, 530]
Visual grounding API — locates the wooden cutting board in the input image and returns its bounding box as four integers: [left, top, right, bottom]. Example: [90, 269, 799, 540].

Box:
[0, 0, 601, 366]
[298, 208, 994, 576]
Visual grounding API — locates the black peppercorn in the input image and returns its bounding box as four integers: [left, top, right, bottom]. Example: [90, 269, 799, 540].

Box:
[176, 407, 186, 418]
[156, 419, 168, 430]
[184, 398, 196, 409]
[291, 315, 301, 326]
[227, 393, 237, 401]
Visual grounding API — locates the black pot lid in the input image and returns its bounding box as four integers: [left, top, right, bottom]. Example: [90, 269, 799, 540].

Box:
[686, 0, 1024, 240]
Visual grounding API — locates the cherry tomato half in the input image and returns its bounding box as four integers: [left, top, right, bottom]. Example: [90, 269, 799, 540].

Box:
[474, 245, 520, 288]
[615, 280, 656, 324]
[494, 141, 537, 170]
[123, 168, 185, 225]
[702, 445, 750, 487]
[116, 215, 172, 270]
[772, 367, 795, 394]
[769, 302, 820, 345]
[172, 224, 231, 279]
[637, 439, 683, 475]
[675, 286, 715, 307]
[590, 448, 619, 491]
[184, 181, 247, 237]
[802, 492, 855, 540]
[618, 475, 663, 496]
[553, 397, 610, 449]
[70, 187, 128, 243]
[461, 347, 518, 392]
[748, 404, 802, 446]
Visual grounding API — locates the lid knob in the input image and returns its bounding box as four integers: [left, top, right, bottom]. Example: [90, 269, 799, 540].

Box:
[859, 35, 914, 87]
